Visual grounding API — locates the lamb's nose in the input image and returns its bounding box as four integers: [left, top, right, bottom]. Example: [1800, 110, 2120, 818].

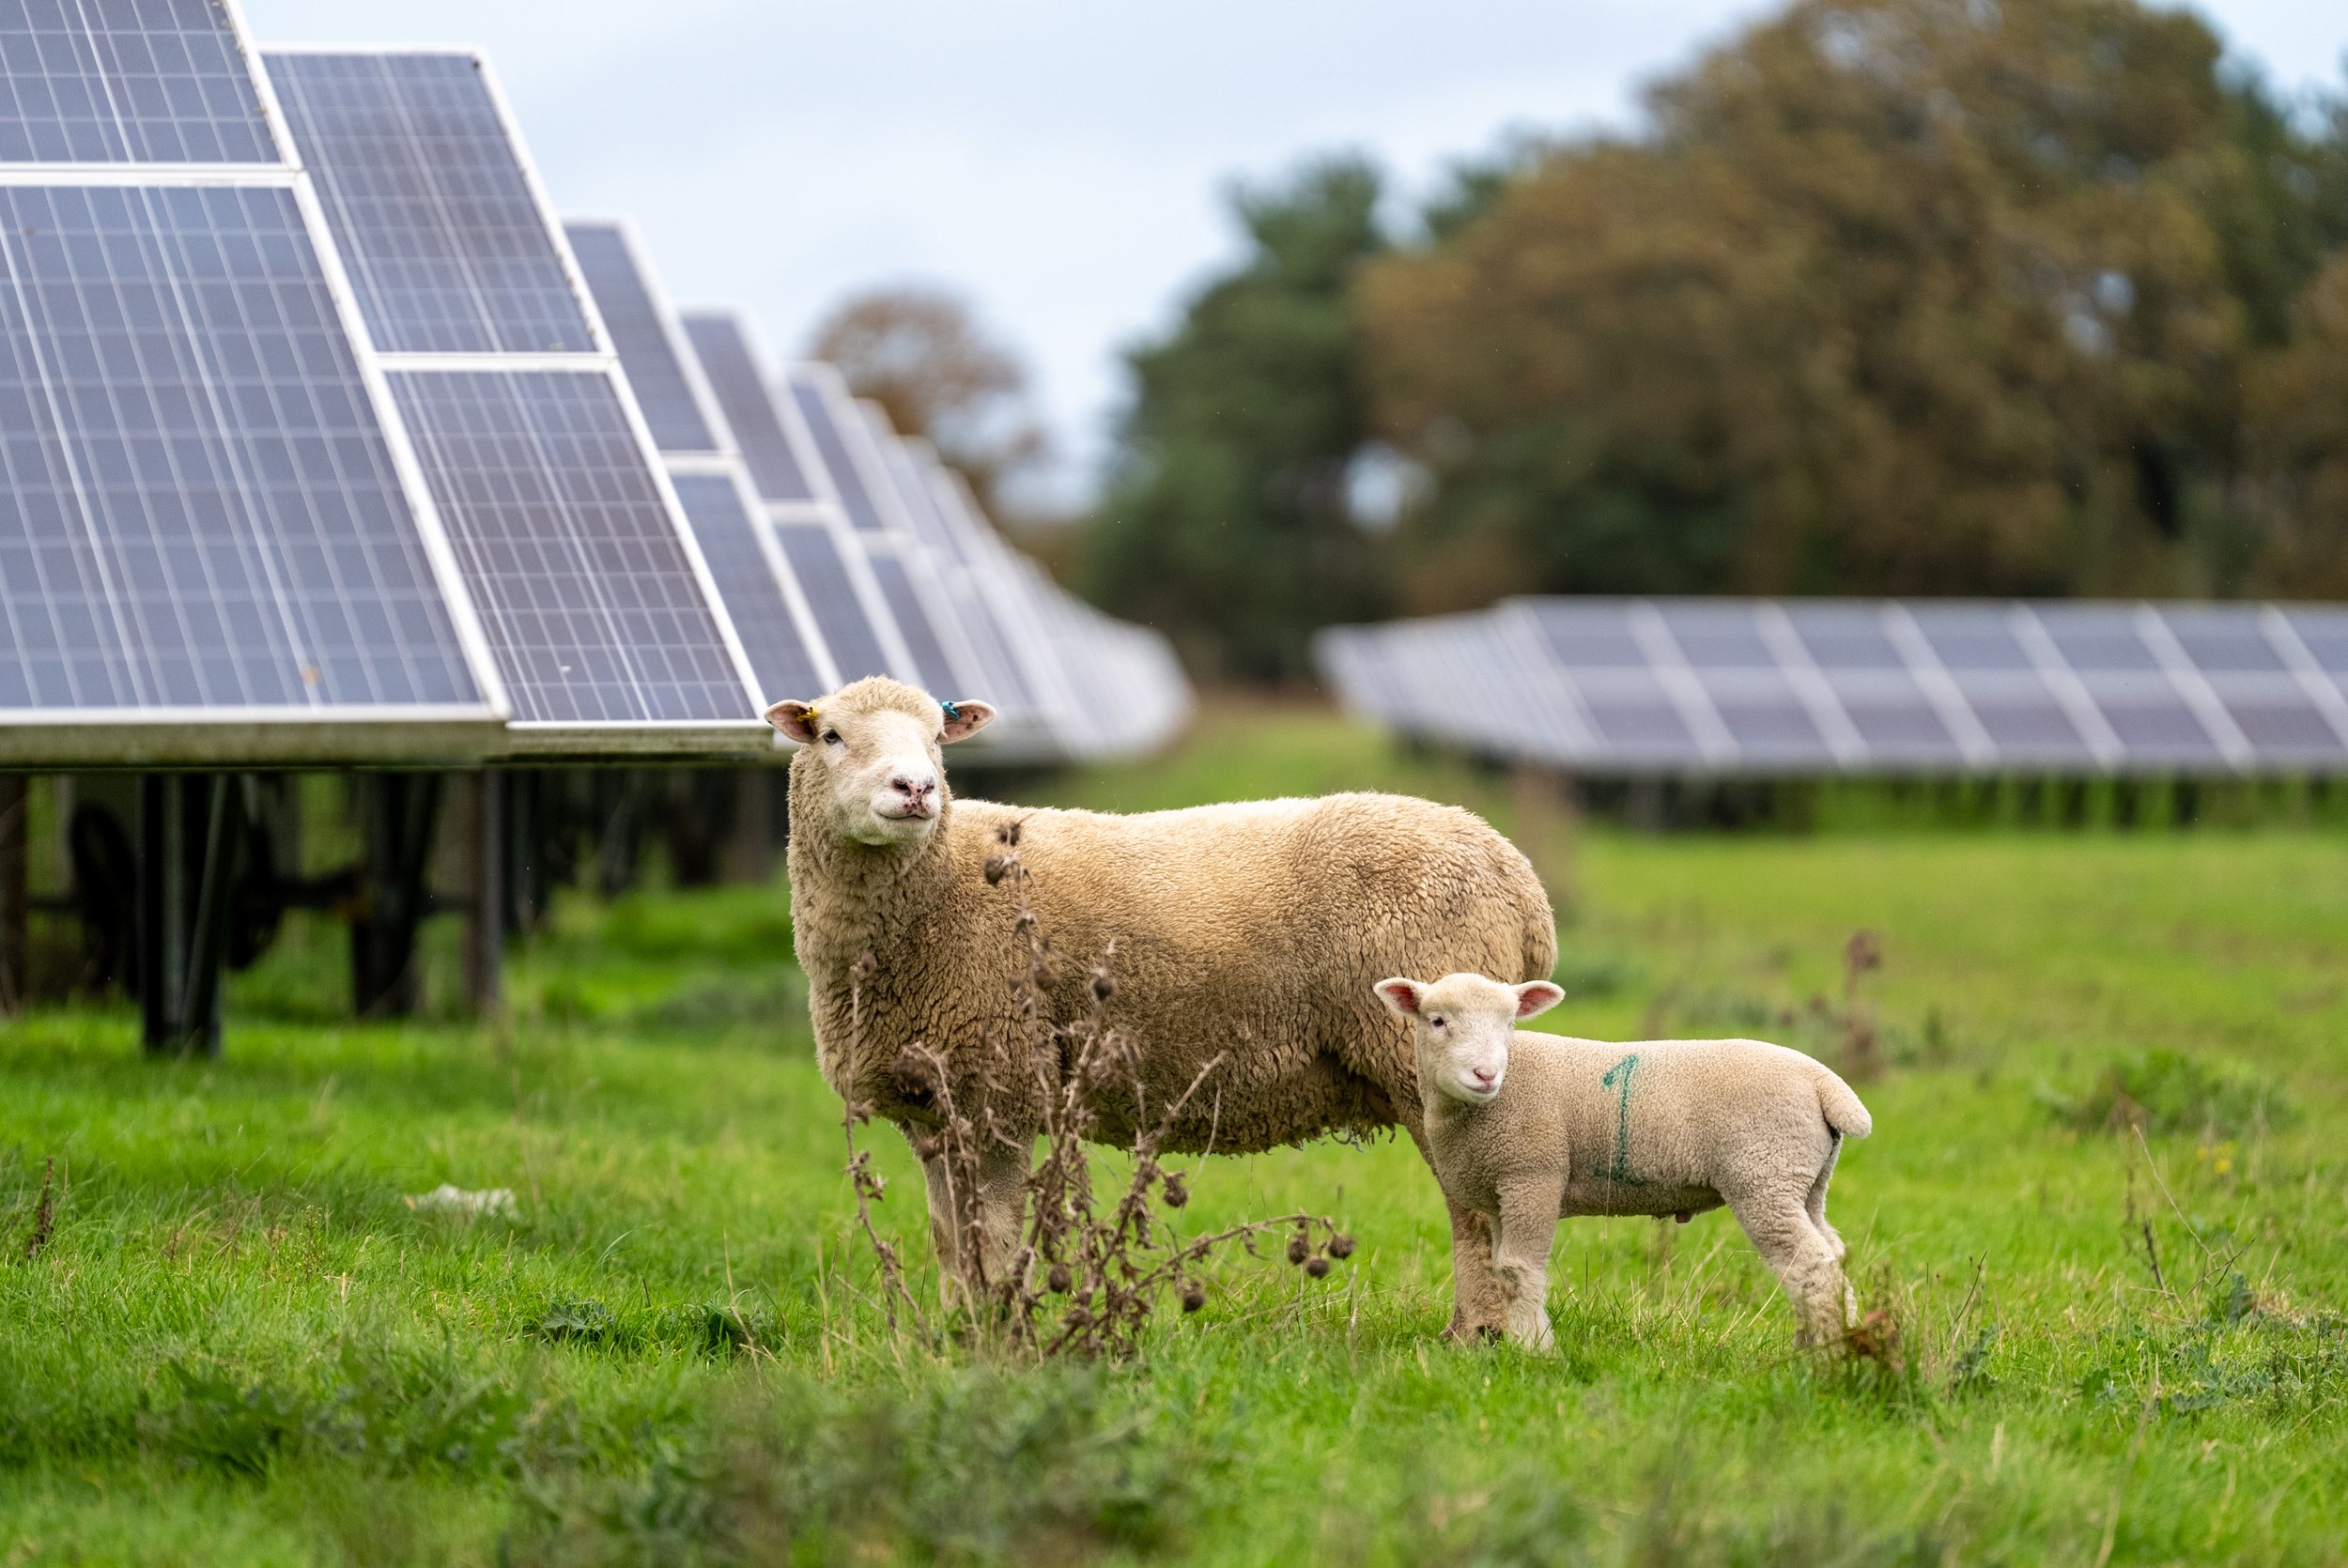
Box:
[1472, 1067, 1497, 1086]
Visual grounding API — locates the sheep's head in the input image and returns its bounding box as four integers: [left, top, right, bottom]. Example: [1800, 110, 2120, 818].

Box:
[766, 678, 996, 848]
[1374, 972, 1564, 1105]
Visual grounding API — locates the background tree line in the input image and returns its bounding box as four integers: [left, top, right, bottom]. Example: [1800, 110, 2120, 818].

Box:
[1059, 0, 2348, 684]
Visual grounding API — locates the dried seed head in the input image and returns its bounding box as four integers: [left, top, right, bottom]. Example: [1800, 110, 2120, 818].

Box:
[1003, 820, 1022, 847]
[1286, 1234, 1310, 1267]
[1090, 969, 1115, 1002]
[1047, 1262, 1073, 1294]
[1161, 1173, 1187, 1208]
[851, 951, 878, 981]
[1304, 1254, 1331, 1279]
[983, 853, 1015, 885]
[1327, 1233, 1355, 1260]
[1181, 1283, 1206, 1313]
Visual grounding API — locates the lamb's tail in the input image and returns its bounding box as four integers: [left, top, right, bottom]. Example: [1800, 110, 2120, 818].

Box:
[1814, 1066, 1873, 1140]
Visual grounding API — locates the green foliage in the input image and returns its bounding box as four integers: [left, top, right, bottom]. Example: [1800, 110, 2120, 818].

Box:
[2046, 1047, 2294, 1137]
[1081, 156, 1393, 681]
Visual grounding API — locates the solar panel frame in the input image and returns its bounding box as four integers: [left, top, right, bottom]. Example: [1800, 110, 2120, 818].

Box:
[0, 0, 280, 167]
[261, 43, 768, 756]
[562, 217, 719, 455]
[0, 2, 514, 766]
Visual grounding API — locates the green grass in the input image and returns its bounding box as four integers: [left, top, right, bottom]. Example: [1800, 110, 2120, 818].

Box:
[6, 702, 2348, 1563]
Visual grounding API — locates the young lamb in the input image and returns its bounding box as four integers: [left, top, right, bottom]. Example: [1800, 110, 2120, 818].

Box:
[766, 677, 1557, 1340]
[1373, 972, 1872, 1348]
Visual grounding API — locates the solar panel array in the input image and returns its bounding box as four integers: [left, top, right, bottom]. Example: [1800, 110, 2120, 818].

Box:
[1317, 599, 2348, 776]
[0, 0, 505, 767]
[0, 4, 1188, 766]
[265, 46, 765, 751]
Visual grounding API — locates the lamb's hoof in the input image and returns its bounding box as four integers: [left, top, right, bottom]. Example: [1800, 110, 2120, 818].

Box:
[1444, 1318, 1506, 1346]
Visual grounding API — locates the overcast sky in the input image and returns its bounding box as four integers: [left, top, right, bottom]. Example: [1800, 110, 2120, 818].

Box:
[242, 1, 2348, 511]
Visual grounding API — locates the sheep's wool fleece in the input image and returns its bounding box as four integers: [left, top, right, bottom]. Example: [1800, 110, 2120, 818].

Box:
[788, 696, 1556, 1154]
[1426, 1033, 1872, 1223]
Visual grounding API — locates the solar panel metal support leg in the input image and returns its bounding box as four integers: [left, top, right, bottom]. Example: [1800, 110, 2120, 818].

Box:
[462, 772, 505, 1015]
[138, 776, 244, 1058]
[350, 774, 443, 1020]
[0, 775, 26, 1015]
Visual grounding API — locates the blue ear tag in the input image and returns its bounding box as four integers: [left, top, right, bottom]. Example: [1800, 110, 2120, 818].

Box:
[942, 701, 961, 722]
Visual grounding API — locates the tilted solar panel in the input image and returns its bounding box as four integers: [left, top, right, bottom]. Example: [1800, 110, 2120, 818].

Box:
[678, 312, 812, 503]
[0, 0, 275, 163]
[0, 182, 481, 715]
[267, 51, 594, 354]
[785, 369, 884, 531]
[773, 520, 893, 683]
[666, 471, 825, 704]
[564, 221, 718, 454]
[866, 549, 957, 695]
[388, 369, 748, 725]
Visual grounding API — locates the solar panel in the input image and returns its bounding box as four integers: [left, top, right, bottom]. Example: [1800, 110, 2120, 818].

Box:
[1323, 598, 2348, 777]
[668, 471, 824, 702]
[785, 368, 885, 531]
[564, 221, 717, 454]
[867, 549, 958, 694]
[387, 367, 748, 726]
[678, 312, 812, 502]
[774, 520, 893, 682]
[266, 50, 595, 354]
[1, 0, 275, 163]
[0, 182, 482, 715]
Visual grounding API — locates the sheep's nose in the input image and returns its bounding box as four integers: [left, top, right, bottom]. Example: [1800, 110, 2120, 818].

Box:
[890, 775, 936, 807]
[1471, 1067, 1497, 1086]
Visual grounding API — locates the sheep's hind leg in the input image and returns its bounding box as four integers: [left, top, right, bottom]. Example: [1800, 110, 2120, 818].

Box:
[1805, 1135, 1847, 1264]
[1402, 1119, 1506, 1342]
[1726, 1183, 1855, 1348]
[1492, 1180, 1563, 1351]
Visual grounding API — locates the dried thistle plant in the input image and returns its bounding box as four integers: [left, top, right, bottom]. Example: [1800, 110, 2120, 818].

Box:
[846, 820, 1351, 1360]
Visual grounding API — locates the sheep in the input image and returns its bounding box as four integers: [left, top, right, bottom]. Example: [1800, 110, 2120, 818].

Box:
[1372, 971, 1872, 1349]
[766, 676, 1557, 1339]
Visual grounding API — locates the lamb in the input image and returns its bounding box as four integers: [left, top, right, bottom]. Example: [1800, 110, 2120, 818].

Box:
[766, 676, 1557, 1339]
[1372, 971, 1872, 1349]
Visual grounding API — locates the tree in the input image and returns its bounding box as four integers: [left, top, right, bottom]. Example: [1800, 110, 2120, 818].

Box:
[1359, 0, 2348, 607]
[1081, 157, 1393, 682]
[806, 286, 1048, 520]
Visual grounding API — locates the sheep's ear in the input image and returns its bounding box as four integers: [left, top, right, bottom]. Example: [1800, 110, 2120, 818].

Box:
[1374, 978, 1425, 1017]
[765, 700, 821, 745]
[1513, 981, 1566, 1020]
[940, 699, 996, 743]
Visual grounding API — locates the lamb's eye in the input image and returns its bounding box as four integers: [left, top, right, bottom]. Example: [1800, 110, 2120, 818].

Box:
[1429, 1015, 1445, 1028]
[822, 730, 842, 746]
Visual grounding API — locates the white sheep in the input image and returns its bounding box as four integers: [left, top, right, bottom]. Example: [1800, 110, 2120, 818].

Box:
[1372, 971, 1873, 1348]
[767, 678, 1557, 1339]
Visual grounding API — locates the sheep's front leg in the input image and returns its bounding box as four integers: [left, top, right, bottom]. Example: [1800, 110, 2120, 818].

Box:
[910, 1132, 1031, 1296]
[1492, 1178, 1563, 1351]
[971, 1141, 1029, 1289]
[1403, 1120, 1506, 1340]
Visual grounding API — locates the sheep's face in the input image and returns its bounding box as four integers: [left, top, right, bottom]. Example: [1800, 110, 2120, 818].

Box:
[1375, 972, 1565, 1105]
[767, 682, 996, 848]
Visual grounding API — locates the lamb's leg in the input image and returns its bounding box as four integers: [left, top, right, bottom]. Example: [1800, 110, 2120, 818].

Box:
[1726, 1181, 1855, 1347]
[911, 1134, 972, 1282]
[1805, 1136, 1847, 1265]
[972, 1141, 1029, 1289]
[1491, 1179, 1564, 1351]
[906, 1128, 1027, 1296]
[1401, 1119, 1506, 1342]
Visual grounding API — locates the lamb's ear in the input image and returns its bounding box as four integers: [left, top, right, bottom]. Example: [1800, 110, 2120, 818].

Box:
[1513, 980, 1566, 1020]
[939, 699, 996, 743]
[1373, 977, 1425, 1017]
[765, 700, 821, 745]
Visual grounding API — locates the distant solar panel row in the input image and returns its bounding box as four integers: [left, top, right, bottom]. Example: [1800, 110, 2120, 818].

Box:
[1317, 600, 2348, 776]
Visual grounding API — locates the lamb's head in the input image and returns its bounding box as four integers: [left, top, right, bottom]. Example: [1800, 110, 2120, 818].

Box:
[1374, 972, 1564, 1105]
[765, 678, 996, 847]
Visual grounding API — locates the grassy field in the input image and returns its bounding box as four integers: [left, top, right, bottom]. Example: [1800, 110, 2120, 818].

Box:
[5, 702, 2348, 1564]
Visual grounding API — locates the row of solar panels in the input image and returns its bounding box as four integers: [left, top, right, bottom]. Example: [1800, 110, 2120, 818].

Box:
[1318, 598, 2348, 776]
[0, 1, 1188, 768]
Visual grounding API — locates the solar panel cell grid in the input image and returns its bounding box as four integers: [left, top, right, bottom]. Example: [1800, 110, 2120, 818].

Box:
[0, 183, 476, 712]
[0, 0, 274, 164]
[667, 470, 821, 702]
[565, 223, 717, 454]
[1527, 602, 1645, 667]
[1656, 604, 1773, 668]
[679, 314, 811, 502]
[268, 52, 595, 354]
[774, 520, 891, 682]
[388, 368, 745, 724]
[787, 375, 884, 531]
[868, 552, 957, 695]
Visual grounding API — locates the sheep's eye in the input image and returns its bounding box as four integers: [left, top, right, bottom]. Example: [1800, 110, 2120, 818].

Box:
[822, 730, 842, 746]
[1429, 1015, 1445, 1028]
